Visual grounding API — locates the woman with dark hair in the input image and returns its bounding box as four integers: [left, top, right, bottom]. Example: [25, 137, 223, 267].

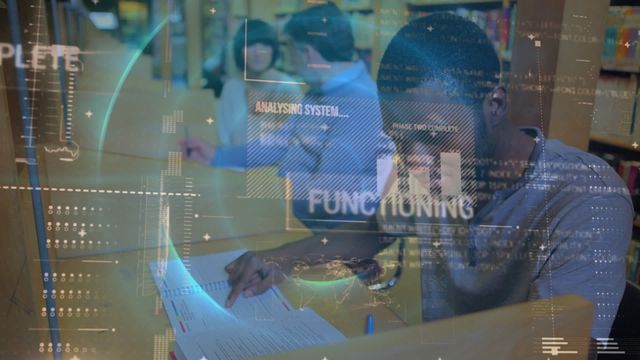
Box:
[217, 19, 300, 147]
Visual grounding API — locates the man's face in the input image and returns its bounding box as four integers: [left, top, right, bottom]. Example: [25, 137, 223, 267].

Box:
[383, 80, 490, 195]
[246, 42, 273, 74]
[286, 39, 320, 84]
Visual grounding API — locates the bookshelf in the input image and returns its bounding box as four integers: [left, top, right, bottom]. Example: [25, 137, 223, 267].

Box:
[590, 4, 640, 152]
[371, 0, 517, 81]
[589, 43, 640, 284]
[591, 133, 640, 152]
[240, 0, 517, 79]
[588, 0, 640, 236]
[404, 0, 516, 65]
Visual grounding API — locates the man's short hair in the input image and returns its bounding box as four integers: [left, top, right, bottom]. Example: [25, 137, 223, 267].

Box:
[377, 13, 500, 151]
[377, 13, 501, 105]
[233, 19, 280, 71]
[284, 2, 354, 62]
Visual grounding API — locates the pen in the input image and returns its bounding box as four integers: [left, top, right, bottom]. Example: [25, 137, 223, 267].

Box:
[184, 126, 192, 157]
[366, 313, 374, 335]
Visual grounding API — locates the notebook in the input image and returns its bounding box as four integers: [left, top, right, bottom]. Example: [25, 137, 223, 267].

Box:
[150, 249, 346, 360]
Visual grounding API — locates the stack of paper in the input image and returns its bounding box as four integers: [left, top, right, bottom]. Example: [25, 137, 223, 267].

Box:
[150, 249, 346, 360]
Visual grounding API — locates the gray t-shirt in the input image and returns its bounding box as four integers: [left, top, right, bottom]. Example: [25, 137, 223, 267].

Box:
[377, 128, 633, 339]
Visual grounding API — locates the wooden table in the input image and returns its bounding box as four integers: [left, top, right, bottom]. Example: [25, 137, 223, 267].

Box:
[30, 151, 408, 359]
[47, 235, 406, 359]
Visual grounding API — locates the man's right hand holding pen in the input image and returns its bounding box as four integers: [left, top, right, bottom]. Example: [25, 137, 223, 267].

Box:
[180, 137, 217, 166]
[223, 220, 392, 308]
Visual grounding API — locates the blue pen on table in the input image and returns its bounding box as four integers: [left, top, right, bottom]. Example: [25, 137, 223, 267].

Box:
[366, 313, 374, 335]
[184, 126, 192, 157]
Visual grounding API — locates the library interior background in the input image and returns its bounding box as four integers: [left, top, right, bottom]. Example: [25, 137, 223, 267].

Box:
[2, 0, 640, 359]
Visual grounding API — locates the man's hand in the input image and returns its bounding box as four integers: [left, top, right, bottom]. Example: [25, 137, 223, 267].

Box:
[179, 138, 216, 166]
[224, 251, 291, 308]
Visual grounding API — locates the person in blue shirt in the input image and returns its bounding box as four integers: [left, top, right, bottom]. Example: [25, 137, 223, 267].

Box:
[223, 13, 632, 358]
[216, 19, 302, 147]
[182, 2, 391, 231]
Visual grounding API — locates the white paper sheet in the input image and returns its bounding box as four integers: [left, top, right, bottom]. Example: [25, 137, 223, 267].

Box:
[150, 249, 346, 359]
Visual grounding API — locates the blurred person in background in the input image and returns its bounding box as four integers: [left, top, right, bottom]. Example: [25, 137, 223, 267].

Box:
[182, 2, 392, 230]
[216, 19, 301, 146]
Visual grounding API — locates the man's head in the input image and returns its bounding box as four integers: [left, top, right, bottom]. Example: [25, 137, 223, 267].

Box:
[377, 13, 504, 177]
[284, 2, 354, 84]
[233, 19, 280, 74]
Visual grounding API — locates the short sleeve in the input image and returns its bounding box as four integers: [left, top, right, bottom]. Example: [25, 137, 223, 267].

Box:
[530, 193, 633, 339]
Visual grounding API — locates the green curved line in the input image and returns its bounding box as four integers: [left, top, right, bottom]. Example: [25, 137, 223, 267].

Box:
[162, 213, 233, 318]
[296, 276, 356, 288]
[97, 17, 169, 154]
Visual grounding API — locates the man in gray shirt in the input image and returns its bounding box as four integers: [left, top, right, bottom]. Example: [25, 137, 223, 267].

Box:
[224, 12, 632, 353]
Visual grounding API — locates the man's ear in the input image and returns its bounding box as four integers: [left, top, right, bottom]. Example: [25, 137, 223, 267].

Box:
[485, 85, 508, 128]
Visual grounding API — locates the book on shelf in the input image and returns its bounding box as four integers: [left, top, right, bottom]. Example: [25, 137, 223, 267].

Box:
[602, 6, 640, 71]
[591, 74, 638, 139]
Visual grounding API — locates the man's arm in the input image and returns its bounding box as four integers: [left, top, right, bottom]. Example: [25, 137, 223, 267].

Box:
[530, 193, 632, 349]
[180, 115, 296, 169]
[224, 217, 393, 307]
[214, 113, 299, 168]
